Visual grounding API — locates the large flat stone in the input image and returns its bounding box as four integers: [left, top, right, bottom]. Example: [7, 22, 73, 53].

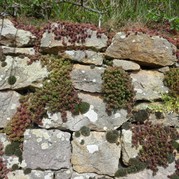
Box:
[106, 32, 176, 67]
[23, 129, 71, 170]
[71, 172, 113, 179]
[0, 91, 20, 128]
[131, 70, 168, 101]
[0, 19, 36, 47]
[113, 59, 140, 71]
[7, 170, 54, 179]
[71, 131, 121, 176]
[70, 64, 104, 92]
[0, 56, 49, 90]
[41, 93, 128, 131]
[59, 50, 103, 65]
[1, 46, 35, 56]
[40, 26, 108, 53]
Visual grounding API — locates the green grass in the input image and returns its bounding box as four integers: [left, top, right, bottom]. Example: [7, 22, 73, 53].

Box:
[0, 0, 178, 30]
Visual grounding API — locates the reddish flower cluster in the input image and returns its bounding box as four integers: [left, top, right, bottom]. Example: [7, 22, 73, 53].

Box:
[131, 121, 178, 175]
[0, 142, 10, 179]
[5, 96, 32, 141]
[43, 21, 105, 46]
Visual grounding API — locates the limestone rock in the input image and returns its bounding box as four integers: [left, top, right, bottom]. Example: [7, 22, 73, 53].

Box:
[113, 59, 140, 71]
[0, 19, 36, 47]
[1, 46, 35, 56]
[59, 50, 103, 65]
[0, 91, 20, 128]
[135, 102, 179, 127]
[41, 93, 128, 131]
[70, 64, 104, 92]
[55, 169, 72, 179]
[7, 170, 54, 179]
[40, 28, 108, 53]
[117, 162, 176, 179]
[121, 129, 141, 165]
[131, 70, 168, 101]
[106, 32, 177, 67]
[23, 129, 71, 170]
[71, 131, 121, 176]
[0, 56, 49, 90]
[0, 133, 10, 149]
[71, 172, 113, 179]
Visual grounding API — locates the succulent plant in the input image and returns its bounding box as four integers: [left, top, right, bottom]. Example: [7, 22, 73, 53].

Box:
[131, 121, 179, 174]
[0, 142, 10, 179]
[164, 68, 179, 96]
[101, 66, 135, 114]
[4, 95, 32, 142]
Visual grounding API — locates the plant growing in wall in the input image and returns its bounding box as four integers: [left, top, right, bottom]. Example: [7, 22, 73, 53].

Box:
[0, 142, 10, 179]
[115, 157, 147, 177]
[131, 121, 179, 175]
[149, 68, 179, 114]
[101, 66, 135, 114]
[5, 55, 89, 141]
[164, 68, 179, 97]
[4, 95, 32, 142]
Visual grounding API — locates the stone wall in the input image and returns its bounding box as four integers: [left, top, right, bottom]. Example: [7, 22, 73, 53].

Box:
[0, 19, 178, 179]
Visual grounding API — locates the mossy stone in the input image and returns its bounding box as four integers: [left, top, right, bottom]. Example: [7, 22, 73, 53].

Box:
[8, 75, 17, 85]
[79, 102, 90, 114]
[80, 139, 85, 145]
[12, 164, 19, 171]
[23, 168, 32, 175]
[106, 130, 119, 143]
[115, 168, 127, 177]
[1, 61, 7, 67]
[80, 126, 90, 136]
[5, 142, 20, 156]
[74, 131, 81, 138]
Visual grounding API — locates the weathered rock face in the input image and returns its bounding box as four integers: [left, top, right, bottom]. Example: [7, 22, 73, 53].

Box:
[7, 170, 54, 179]
[0, 19, 36, 47]
[0, 91, 20, 128]
[23, 129, 71, 170]
[131, 70, 168, 101]
[41, 93, 128, 131]
[59, 50, 104, 65]
[121, 129, 141, 165]
[71, 172, 113, 179]
[118, 162, 176, 179]
[0, 19, 178, 179]
[106, 32, 177, 67]
[71, 131, 121, 176]
[40, 28, 108, 53]
[1, 46, 35, 56]
[0, 56, 49, 90]
[113, 59, 140, 71]
[70, 64, 105, 92]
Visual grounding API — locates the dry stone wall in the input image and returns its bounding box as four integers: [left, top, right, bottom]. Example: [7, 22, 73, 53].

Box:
[0, 19, 179, 179]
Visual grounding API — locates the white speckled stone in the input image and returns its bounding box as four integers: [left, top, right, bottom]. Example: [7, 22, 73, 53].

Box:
[72, 132, 121, 176]
[0, 91, 20, 128]
[23, 129, 71, 170]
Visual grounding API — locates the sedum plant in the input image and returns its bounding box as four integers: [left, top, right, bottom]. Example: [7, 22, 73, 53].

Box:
[101, 66, 135, 114]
